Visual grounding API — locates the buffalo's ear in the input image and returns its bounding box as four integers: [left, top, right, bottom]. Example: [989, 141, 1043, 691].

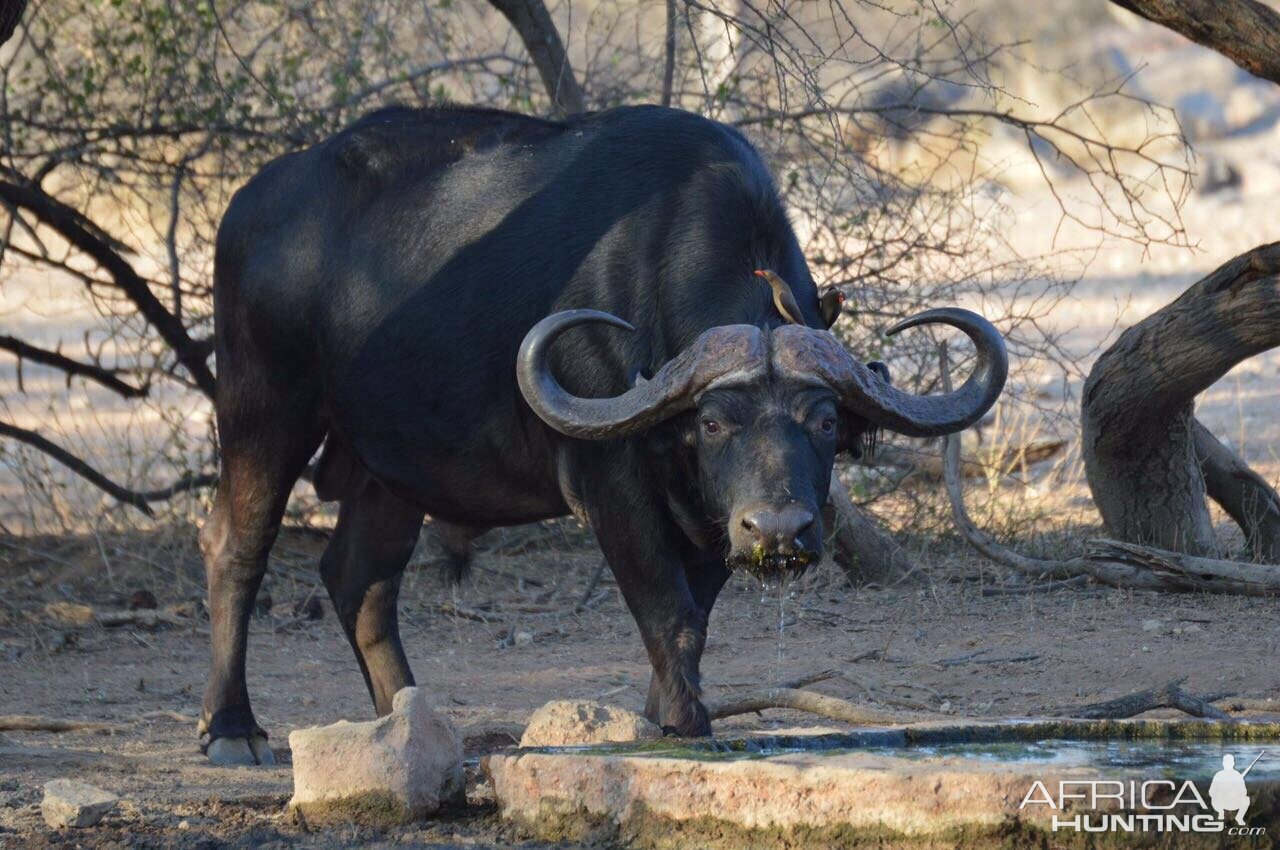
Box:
[837, 361, 889, 458]
[643, 410, 693, 452]
[861, 361, 890, 457]
[836, 414, 873, 459]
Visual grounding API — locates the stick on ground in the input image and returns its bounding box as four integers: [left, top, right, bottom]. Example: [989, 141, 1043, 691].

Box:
[708, 687, 921, 725]
[0, 715, 119, 733]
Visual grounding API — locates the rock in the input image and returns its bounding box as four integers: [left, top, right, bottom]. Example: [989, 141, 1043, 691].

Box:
[41, 779, 117, 828]
[289, 687, 463, 825]
[513, 630, 534, 646]
[519, 700, 661, 748]
[1141, 618, 1163, 633]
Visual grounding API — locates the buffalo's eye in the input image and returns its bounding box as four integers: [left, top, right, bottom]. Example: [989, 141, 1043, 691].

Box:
[702, 418, 721, 435]
[819, 417, 836, 435]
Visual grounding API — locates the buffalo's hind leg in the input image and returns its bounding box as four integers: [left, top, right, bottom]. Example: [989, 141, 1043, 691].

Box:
[198, 403, 322, 765]
[320, 478, 423, 715]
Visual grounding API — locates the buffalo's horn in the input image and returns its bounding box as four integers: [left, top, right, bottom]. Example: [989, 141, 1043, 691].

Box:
[518, 310, 767, 440]
[773, 307, 1007, 437]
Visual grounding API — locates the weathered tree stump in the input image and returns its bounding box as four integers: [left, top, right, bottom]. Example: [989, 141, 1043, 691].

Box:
[1082, 243, 1280, 561]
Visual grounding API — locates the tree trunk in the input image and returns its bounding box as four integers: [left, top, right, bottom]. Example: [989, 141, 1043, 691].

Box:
[1082, 243, 1280, 558]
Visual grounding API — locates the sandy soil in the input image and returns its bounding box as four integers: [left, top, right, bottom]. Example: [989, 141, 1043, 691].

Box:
[3, 526, 1280, 847]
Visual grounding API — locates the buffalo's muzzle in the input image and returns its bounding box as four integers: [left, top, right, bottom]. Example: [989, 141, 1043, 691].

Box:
[728, 502, 820, 578]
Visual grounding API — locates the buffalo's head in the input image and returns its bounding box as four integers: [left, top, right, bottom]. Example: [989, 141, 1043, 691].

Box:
[517, 291, 1006, 581]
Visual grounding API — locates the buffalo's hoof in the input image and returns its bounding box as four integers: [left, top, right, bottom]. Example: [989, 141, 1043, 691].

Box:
[207, 735, 275, 766]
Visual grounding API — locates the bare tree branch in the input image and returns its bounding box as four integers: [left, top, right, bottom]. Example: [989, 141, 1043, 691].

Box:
[0, 420, 154, 516]
[0, 335, 148, 398]
[0, 178, 215, 397]
[488, 0, 586, 115]
[1111, 0, 1280, 86]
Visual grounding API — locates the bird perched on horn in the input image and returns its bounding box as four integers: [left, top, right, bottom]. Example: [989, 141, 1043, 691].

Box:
[754, 269, 804, 325]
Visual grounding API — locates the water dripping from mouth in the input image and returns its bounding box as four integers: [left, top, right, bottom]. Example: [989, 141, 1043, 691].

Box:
[776, 578, 786, 678]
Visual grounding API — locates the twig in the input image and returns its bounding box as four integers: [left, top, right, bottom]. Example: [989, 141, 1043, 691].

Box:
[437, 602, 496, 623]
[708, 687, 923, 724]
[0, 715, 119, 733]
[981, 576, 1091, 596]
[940, 653, 1041, 667]
[95, 609, 188, 629]
[134, 710, 198, 723]
[718, 669, 838, 690]
[574, 559, 608, 612]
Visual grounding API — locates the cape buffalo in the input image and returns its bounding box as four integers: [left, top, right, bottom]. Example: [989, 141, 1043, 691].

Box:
[199, 104, 1007, 764]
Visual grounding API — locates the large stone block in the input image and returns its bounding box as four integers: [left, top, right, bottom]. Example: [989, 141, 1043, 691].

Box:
[289, 687, 464, 825]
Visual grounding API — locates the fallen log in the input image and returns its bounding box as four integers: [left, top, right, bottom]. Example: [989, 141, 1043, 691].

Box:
[861, 439, 1066, 482]
[1054, 679, 1231, 721]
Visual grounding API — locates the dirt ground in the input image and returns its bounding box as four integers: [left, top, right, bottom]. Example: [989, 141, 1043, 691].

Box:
[3, 524, 1280, 848]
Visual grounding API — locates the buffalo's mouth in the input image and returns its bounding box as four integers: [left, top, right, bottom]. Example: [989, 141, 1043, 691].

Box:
[726, 545, 818, 581]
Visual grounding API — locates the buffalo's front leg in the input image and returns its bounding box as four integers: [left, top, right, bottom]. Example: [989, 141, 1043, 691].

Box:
[644, 556, 731, 725]
[583, 472, 714, 736]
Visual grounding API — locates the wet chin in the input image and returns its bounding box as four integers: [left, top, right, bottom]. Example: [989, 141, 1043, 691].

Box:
[726, 548, 817, 581]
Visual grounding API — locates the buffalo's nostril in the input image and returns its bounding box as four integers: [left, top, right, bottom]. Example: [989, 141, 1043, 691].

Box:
[739, 504, 815, 550]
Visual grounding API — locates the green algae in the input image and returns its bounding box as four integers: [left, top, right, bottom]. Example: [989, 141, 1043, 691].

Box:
[291, 792, 416, 827]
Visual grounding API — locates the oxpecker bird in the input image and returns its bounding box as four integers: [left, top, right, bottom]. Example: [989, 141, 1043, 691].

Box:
[754, 269, 803, 325]
[819, 287, 845, 329]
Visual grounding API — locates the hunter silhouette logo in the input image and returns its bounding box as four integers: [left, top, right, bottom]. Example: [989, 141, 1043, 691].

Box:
[1209, 752, 1264, 825]
[1020, 750, 1267, 836]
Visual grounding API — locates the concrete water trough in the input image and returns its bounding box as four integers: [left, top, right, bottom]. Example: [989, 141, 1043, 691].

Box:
[485, 719, 1280, 848]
